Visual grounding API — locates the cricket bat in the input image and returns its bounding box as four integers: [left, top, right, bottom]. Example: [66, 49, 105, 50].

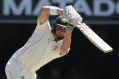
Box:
[76, 23, 113, 53]
[63, 5, 113, 53]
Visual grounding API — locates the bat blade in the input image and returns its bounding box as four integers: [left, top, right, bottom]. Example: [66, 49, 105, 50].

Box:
[76, 23, 113, 53]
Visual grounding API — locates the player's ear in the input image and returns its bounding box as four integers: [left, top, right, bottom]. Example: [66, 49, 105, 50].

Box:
[51, 26, 56, 35]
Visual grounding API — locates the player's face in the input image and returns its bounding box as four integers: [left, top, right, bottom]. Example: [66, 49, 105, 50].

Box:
[55, 25, 66, 40]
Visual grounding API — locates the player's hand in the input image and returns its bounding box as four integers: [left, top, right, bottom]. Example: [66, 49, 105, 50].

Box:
[65, 23, 74, 32]
[62, 5, 82, 26]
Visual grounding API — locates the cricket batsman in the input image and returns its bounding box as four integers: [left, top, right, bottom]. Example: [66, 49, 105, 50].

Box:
[5, 5, 82, 79]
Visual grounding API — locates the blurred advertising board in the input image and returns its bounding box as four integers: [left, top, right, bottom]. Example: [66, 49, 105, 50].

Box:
[0, 0, 119, 24]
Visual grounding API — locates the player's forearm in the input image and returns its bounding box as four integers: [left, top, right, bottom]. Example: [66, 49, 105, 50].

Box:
[60, 30, 72, 56]
[41, 6, 63, 15]
[39, 6, 63, 24]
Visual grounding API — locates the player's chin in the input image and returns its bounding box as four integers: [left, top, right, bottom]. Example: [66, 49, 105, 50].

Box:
[55, 36, 64, 42]
[57, 36, 64, 40]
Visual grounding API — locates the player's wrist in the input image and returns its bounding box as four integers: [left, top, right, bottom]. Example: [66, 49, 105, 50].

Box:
[49, 6, 64, 15]
[57, 9, 64, 15]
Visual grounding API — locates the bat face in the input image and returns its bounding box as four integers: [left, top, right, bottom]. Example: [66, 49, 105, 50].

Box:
[76, 23, 113, 53]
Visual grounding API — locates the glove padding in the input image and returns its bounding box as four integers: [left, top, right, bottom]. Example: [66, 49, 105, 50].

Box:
[62, 5, 82, 26]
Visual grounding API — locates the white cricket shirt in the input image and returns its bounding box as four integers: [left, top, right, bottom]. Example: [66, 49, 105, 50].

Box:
[10, 20, 65, 72]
